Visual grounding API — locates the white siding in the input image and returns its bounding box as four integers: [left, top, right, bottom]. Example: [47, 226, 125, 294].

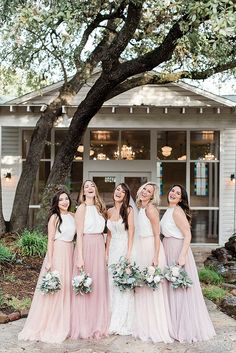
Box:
[220, 129, 236, 244]
[1, 127, 21, 221]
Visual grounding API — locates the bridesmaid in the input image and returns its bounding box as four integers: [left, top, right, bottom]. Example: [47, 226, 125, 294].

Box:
[106, 183, 135, 335]
[70, 180, 109, 339]
[18, 190, 75, 343]
[133, 182, 173, 343]
[161, 184, 216, 342]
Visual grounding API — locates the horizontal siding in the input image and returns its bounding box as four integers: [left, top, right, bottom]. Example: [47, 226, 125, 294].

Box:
[220, 129, 236, 244]
[1, 127, 21, 221]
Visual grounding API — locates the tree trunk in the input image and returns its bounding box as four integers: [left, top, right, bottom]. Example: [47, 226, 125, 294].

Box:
[10, 108, 61, 232]
[0, 175, 6, 236]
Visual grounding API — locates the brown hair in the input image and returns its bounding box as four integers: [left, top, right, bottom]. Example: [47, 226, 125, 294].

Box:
[78, 179, 107, 218]
[167, 184, 192, 224]
[114, 183, 131, 230]
[48, 190, 71, 232]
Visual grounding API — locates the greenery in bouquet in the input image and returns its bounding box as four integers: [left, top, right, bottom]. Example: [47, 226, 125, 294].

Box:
[39, 270, 61, 294]
[72, 270, 92, 295]
[142, 265, 164, 290]
[110, 256, 142, 292]
[164, 264, 193, 289]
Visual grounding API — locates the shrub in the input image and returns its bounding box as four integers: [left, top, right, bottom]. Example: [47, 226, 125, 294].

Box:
[0, 243, 15, 264]
[8, 296, 31, 311]
[0, 290, 5, 307]
[17, 229, 47, 257]
[198, 266, 223, 285]
[203, 285, 227, 302]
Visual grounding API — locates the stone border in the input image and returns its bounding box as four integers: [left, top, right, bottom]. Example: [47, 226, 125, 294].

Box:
[0, 309, 28, 324]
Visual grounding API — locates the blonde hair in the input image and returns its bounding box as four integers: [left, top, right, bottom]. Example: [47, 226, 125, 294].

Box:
[78, 180, 107, 218]
[136, 182, 160, 209]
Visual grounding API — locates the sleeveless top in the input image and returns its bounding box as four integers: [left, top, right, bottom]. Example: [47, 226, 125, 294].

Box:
[138, 207, 155, 238]
[160, 207, 184, 239]
[84, 205, 105, 234]
[107, 218, 127, 241]
[54, 213, 76, 242]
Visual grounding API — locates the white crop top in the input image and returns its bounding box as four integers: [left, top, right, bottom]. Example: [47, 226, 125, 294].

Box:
[54, 213, 76, 242]
[138, 207, 155, 237]
[160, 207, 184, 239]
[83, 205, 105, 233]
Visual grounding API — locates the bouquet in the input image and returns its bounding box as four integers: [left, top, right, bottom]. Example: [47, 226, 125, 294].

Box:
[72, 270, 92, 295]
[109, 256, 142, 292]
[164, 264, 193, 289]
[39, 270, 61, 294]
[142, 265, 164, 290]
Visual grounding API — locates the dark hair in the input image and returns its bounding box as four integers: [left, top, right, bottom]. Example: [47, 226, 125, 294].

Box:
[48, 190, 71, 232]
[114, 183, 131, 230]
[167, 184, 192, 224]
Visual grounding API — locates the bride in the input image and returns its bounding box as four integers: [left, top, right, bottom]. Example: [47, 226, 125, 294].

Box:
[105, 183, 135, 335]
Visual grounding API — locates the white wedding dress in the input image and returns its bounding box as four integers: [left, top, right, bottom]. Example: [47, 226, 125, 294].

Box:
[107, 218, 134, 335]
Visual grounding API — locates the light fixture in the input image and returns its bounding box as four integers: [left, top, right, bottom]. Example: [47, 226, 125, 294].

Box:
[177, 155, 186, 161]
[89, 149, 95, 156]
[97, 153, 107, 160]
[5, 172, 11, 181]
[161, 132, 172, 157]
[230, 174, 235, 182]
[202, 131, 214, 141]
[203, 153, 215, 160]
[114, 144, 135, 160]
[77, 145, 84, 153]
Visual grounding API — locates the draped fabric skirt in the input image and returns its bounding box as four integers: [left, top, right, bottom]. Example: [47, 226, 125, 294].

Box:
[18, 240, 74, 343]
[163, 236, 216, 342]
[70, 233, 110, 339]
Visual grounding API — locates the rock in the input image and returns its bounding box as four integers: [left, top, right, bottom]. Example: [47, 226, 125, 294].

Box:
[221, 283, 236, 290]
[230, 289, 236, 296]
[20, 308, 29, 318]
[225, 235, 236, 253]
[211, 247, 233, 263]
[0, 311, 9, 324]
[220, 296, 236, 318]
[8, 312, 21, 321]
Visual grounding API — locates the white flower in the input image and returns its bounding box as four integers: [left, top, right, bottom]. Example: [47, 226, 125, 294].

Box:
[171, 266, 180, 277]
[147, 266, 155, 276]
[51, 270, 59, 277]
[171, 276, 177, 282]
[154, 275, 161, 283]
[45, 273, 51, 280]
[84, 277, 92, 287]
[77, 274, 85, 283]
[146, 276, 153, 283]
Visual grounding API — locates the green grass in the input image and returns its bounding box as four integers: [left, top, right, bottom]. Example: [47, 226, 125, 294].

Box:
[17, 229, 47, 257]
[0, 243, 15, 264]
[198, 266, 223, 285]
[202, 285, 227, 302]
[7, 296, 31, 311]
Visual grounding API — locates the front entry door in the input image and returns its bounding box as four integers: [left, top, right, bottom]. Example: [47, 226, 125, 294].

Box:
[88, 172, 151, 207]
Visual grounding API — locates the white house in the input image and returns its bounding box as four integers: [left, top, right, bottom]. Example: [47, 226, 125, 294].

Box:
[1, 73, 236, 246]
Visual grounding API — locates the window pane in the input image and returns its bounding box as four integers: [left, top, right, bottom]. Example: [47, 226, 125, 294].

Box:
[190, 162, 219, 206]
[190, 131, 219, 160]
[22, 130, 51, 159]
[158, 162, 186, 205]
[157, 131, 186, 160]
[121, 130, 150, 160]
[191, 210, 218, 243]
[124, 176, 148, 200]
[93, 176, 116, 207]
[90, 130, 119, 160]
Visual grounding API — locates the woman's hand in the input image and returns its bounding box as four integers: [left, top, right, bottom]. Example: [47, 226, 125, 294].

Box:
[177, 255, 186, 267]
[152, 256, 158, 267]
[76, 257, 84, 269]
[125, 253, 131, 263]
[45, 261, 51, 271]
[105, 252, 109, 266]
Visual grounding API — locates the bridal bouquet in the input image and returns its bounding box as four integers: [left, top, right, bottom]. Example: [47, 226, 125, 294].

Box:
[164, 264, 193, 289]
[39, 270, 61, 294]
[72, 270, 93, 295]
[142, 266, 164, 290]
[110, 257, 142, 292]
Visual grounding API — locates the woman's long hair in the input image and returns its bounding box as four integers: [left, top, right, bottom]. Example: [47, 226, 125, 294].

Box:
[78, 179, 107, 218]
[136, 182, 160, 209]
[114, 183, 131, 230]
[167, 184, 192, 224]
[48, 190, 71, 232]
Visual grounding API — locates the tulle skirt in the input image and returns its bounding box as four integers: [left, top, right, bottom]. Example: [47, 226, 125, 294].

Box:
[18, 240, 74, 343]
[70, 233, 110, 339]
[163, 236, 216, 342]
[133, 236, 173, 343]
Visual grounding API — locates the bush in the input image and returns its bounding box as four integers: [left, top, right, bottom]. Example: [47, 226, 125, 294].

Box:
[199, 267, 223, 285]
[17, 229, 47, 257]
[0, 290, 5, 307]
[7, 296, 31, 311]
[203, 285, 227, 302]
[0, 243, 15, 264]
